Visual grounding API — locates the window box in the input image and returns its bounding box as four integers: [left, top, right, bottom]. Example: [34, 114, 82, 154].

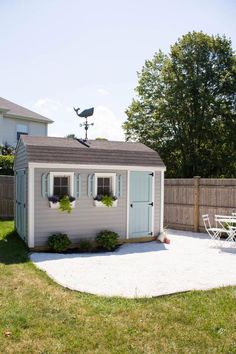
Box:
[93, 199, 118, 208]
[49, 200, 76, 209]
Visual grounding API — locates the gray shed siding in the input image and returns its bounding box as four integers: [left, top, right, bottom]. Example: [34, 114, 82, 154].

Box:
[34, 168, 128, 246]
[14, 140, 28, 170]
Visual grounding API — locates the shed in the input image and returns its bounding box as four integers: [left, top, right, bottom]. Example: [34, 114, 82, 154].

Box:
[14, 136, 166, 249]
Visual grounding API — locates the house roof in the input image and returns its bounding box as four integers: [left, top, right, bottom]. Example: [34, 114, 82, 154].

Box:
[0, 97, 54, 123]
[20, 136, 165, 168]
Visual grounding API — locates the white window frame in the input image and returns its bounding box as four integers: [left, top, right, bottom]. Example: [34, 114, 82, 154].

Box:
[94, 173, 116, 196]
[49, 172, 74, 197]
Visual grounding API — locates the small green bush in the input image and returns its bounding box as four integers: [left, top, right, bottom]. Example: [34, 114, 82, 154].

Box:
[96, 230, 119, 251]
[79, 239, 93, 252]
[48, 233, 71, 252]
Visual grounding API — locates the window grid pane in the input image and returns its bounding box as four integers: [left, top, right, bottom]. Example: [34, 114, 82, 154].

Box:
[53, 177, 69, 197]
[97, 177, 111, 195]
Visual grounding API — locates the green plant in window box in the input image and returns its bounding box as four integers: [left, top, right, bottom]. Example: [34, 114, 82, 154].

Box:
[94, 194, 117, 207]
[48, 195, 75, 212]
[59, 196, 75, 213]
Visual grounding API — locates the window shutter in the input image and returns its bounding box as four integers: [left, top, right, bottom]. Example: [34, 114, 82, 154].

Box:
[116, 174, 123, 198]
[74, 174, 81, 198]
[41, 173, 50, 198]
[87, 174, 95, 197]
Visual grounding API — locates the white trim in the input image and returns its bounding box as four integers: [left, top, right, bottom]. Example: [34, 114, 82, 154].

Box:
[94, 172, 116, 196]
[4, 113, 54, 124]
[49, 171, 74, 197]
[160, 170, 164, 233]
[152, 171, 155, 236]
[29, 162, 166, 172]
[28, 164, 34, 248]
[126, 170, 130, 239]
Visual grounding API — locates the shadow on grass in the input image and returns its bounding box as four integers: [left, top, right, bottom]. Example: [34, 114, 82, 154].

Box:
[0, 230, 29, 265]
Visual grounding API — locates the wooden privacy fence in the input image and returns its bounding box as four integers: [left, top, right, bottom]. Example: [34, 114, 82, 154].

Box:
[0, 175, 14, 219]
[164, 177, 236, 232]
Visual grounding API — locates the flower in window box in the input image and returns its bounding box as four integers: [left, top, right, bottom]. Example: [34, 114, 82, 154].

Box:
[48, 195, 59, 204]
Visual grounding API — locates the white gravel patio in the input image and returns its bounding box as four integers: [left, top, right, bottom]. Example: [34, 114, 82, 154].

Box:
[30, 229, 236, 298]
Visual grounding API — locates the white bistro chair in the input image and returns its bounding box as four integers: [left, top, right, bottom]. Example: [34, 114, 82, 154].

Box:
[202, 214, 225, 244]
[226, 226, 236, 243]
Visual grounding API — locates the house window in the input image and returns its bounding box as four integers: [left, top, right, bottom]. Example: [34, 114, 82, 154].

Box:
[49, 172, 74, 197]
[53, 177, 69, 197]
[17, 124, 28, 141]
[95, 173, 116, 196]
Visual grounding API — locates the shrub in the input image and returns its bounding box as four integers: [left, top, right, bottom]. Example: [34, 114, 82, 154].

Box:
[79, 239, 93, 252]
[48, 233, 71, 252]
[0, 155, 14, 175]
[96, 230, 119, 251]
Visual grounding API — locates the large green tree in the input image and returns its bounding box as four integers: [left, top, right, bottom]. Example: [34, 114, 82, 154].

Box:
[124, 32, 236, 177]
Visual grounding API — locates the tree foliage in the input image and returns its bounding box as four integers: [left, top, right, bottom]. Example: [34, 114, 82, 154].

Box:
[0, 155, 14, 175]
[124, 32, 236, 177]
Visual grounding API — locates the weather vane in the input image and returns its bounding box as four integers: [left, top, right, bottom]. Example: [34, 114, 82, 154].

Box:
[73, 107, 94, 141]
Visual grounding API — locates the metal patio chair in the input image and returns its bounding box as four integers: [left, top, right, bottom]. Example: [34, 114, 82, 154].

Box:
[226, 226, 236, 244]
[202, 214, 225, 244]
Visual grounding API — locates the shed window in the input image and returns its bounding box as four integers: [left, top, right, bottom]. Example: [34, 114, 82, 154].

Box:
[97, 177, 111, 195]
[94, 173, 116, 197]
[49, 172, 74, 197]
[53, 177, 69, 197]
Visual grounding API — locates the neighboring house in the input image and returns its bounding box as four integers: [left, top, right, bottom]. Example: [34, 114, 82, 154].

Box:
[0, 97, 53, 147]
[14, 136, 166, 249]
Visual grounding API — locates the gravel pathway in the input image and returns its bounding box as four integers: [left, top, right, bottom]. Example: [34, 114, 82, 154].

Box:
[30, 229, 236, 298]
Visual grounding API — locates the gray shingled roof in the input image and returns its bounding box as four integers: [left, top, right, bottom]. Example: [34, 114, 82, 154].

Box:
[0, 97, 54, 123]
[21, 136, 165, 167]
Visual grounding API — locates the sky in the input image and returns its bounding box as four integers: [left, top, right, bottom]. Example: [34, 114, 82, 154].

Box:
[0, 0, 235, 141]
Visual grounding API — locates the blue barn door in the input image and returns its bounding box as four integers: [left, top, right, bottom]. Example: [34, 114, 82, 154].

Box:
[129, 171, 153, 238]
[16, 170, 27, 241]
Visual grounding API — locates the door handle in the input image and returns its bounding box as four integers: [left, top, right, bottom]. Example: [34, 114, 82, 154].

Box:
[130, 204, 133, 208]
[149, 202, 153, 206]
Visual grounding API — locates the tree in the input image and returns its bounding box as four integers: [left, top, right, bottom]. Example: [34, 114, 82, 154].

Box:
[123, 32, 236, 177]
[66, 134, 77, 139]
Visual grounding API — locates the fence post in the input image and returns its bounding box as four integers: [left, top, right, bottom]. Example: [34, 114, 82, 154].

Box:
[193, 176, 200, 232]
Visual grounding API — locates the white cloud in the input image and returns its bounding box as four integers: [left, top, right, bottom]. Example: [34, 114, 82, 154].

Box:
[34, 98, 63, 116]
[88, 105, 125, 141]
[33, 99, 125, 141]
[96, 88, 110, 96]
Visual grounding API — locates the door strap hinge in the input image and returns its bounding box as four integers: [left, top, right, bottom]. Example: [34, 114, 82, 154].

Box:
[149, 173, 154, 176]
[149, 232, 153, 236]
[149, 202, 153, 206]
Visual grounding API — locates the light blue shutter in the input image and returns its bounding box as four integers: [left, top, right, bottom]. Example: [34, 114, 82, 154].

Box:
[87, 174, 95, 197]
[74, 174, 81, 198]
[116, 174, 123, 197]
[41, 173, 50, 198]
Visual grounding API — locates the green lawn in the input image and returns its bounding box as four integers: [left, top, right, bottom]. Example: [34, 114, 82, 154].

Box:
[0, 221, 236, 353]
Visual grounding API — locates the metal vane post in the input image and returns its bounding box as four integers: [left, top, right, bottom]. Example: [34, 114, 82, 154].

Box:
[73, 107, 94, 141]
